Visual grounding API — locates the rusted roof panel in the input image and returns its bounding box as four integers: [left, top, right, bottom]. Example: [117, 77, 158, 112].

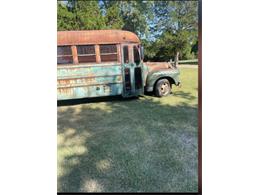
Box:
[58, 30, 141, 46]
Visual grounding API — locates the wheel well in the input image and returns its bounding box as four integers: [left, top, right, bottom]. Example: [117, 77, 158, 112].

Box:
[153, 77, 175, 90]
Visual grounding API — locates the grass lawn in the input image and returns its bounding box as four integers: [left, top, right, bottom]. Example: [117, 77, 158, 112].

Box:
[57, 67, 198, 192]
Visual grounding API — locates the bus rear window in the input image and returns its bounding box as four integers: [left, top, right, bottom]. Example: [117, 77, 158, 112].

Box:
[100, 44, 118, 62]
[57, 46, 73, 64]
[77, 45, 96, 63]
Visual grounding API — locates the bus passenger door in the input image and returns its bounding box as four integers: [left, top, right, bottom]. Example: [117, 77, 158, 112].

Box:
[121, 44, 144, 97]
[131, 44, 144, 96]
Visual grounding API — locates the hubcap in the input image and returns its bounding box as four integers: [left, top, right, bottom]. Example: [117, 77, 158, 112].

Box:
[160, 82, 169, 95]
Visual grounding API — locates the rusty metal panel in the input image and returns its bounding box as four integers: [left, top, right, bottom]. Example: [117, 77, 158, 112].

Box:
[57, 30, 140, 46]
[71, 46, 78, 64]
[57, 75, 122, 88]
[95, 45, 101, 63]
[57, 83, 122, 100]
[144, 62, 172, 72]
[57, 64, 122, 78]
[117, 44, 121, 64]
[57, 63, 123, 100]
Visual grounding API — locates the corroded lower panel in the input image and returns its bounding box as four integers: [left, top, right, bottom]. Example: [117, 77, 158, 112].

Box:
[57, 64, 123, 100]
[57, 75, 122, 88]
[58, 84, 123, 100]
[57, 83, 123, 100]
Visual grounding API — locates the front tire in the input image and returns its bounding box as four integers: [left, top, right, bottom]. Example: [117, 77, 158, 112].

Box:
[154, 79, 171, 97]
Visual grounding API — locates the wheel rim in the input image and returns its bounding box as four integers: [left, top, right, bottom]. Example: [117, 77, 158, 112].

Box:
[160, 82, 170, 95]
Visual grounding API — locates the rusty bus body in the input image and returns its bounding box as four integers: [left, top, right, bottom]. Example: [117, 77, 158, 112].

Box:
[57, 30, 180, 100]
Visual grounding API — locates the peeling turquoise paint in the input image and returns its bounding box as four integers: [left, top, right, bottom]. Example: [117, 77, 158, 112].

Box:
[57, 64, 121, 78]
[57, 63, 123, 100]
[57, 62, 181, 100]
[58, 83, 122, 100]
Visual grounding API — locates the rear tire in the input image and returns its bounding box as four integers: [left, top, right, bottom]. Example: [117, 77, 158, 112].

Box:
[154, 79, 171, 97]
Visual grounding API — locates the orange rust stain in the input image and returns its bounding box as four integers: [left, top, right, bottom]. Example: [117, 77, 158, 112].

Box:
[145, 62, 171, 72]
[58, 30, 140, 46]
[95, 45, 101, 63]
[58, 88, 73, 96]
[71, 46, 79, 64]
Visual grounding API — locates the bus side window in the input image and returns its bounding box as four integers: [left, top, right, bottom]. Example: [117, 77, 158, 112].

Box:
[77, 45, 96, 63]
[133, 45, 140, 65]
[57, 46, 73, 64]
[100, 44, 118, 62]
[123, 46, 129, 64]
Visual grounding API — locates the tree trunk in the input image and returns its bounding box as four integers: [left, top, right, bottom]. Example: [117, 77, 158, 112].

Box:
[174, 51, 179, 67]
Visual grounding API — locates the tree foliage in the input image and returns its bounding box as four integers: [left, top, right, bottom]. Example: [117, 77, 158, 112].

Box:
[119, 1, 153, 38]
[57, 0, 198, 61]
[57, 2, 77, 30]
[104, 2, 124, 29]
[147, 1, 198, 61]
[74, 1, 106, 30]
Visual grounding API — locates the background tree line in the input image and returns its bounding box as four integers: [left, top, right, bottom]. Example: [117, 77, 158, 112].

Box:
[58, 0, 198, 62]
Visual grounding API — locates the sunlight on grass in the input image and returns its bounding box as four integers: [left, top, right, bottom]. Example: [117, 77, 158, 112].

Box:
[96, 159, 111, 172]
[57, 127, 92, 178]
[83, 179, 103, 192]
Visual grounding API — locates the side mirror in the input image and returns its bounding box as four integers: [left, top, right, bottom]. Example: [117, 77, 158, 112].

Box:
[140, 46, 144, 60]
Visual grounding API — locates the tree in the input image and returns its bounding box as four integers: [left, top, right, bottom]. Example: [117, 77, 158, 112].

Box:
[149, 1, 171, 37]
[57, 2, 77, 30]
[57, 1, 198, 62]
[147, 1, 198, 62]
[118, 1, 153, 38]
[104, 2, 124, 29]
[58, 0, 106, 30]
[169, 1, 198, 63]
[74, 1, 106, 30]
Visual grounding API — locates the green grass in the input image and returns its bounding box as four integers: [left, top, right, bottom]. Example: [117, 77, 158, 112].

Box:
[57, 67, 198, 192]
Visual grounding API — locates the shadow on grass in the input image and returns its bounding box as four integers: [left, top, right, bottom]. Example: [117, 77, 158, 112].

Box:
[173, 91, 197, 101]
[57, 95, 139, 107]
[58, 94, 198, 192]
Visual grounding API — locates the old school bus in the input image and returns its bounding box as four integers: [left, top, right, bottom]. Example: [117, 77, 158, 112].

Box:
[57, 30, 180, 100]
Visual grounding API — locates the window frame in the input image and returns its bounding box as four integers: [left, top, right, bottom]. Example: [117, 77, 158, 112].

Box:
[76, 45, 96, 64]
[99, 44, 118, 63]
[57, 46, 73, 65]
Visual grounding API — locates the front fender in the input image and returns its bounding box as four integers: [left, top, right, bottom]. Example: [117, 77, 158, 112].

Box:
[145, 68, 180, 92]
